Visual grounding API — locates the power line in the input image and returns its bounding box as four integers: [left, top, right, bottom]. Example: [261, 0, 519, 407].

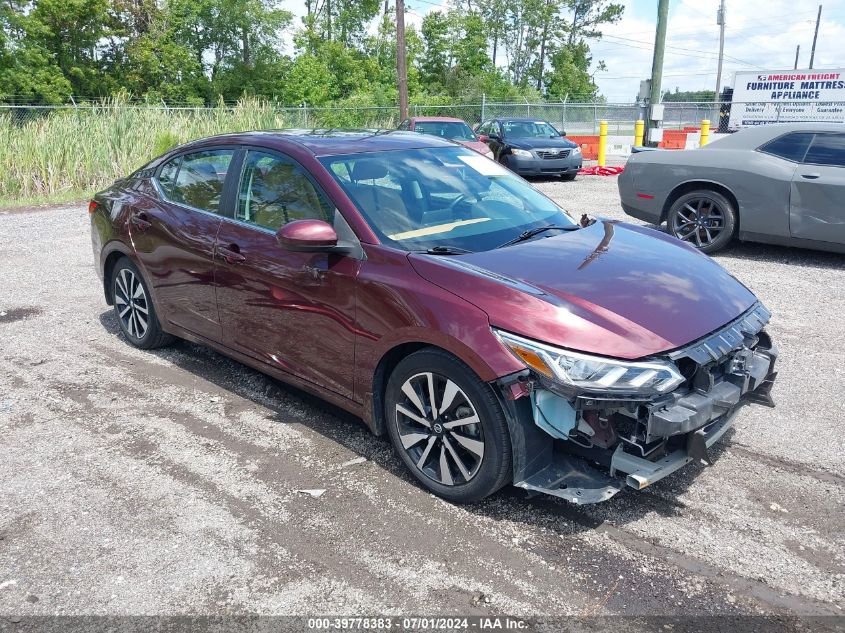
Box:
[597, 33, 766, 69]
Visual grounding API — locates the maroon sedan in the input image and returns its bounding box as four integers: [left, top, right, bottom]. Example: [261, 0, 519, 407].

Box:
[398, 116, 492, 157]
[90, 130, 778, 504]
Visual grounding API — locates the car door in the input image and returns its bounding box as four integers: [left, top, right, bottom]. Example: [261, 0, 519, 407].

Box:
[214, 148, 360, 399]
[131, 148, 236, 341]
[790, 132, 845, 245]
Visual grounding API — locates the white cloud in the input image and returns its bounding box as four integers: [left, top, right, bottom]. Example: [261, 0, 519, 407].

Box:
[590, 0, 845, 102]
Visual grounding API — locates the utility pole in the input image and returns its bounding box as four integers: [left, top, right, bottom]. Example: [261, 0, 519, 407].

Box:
[646, 0, 670, 146]
[715, 0, 726, 99]
[794, 45, 800, 69]
[809, 4, 822, 69]
[396, 0, 409, 120]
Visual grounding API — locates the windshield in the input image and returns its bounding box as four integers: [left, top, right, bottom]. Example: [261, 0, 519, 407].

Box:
[414, 121, 477, 142]
[502, 120, 561, 139]
[320, 146, 576, 252]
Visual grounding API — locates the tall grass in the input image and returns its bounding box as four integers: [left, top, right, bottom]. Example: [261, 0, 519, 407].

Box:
[0, 98, 321, 202]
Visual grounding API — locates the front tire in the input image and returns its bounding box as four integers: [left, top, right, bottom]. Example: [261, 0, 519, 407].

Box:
[384, 349, 512, 503]
[111, 257, 174, 349]
[667, 190, 736, 254]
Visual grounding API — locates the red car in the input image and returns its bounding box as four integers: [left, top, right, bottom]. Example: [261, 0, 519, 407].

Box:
[398, 116, 493, 157]
[90, 130, 778, 504]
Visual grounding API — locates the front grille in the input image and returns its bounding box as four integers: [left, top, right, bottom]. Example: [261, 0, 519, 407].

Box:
[536, 149, 571, 160]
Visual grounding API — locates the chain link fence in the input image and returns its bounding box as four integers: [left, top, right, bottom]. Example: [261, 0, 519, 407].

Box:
[2, 99, 842, 136]
[1, 98, 842, 200]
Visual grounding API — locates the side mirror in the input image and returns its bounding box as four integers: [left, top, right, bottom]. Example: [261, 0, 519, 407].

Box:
[276, 219, 349, 254]
[560, 131, 567, 137]
[477, 134, 489, 143]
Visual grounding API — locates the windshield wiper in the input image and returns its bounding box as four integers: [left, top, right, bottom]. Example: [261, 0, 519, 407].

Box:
[423, 246, 473, 255]
[495, 225, 579, 249]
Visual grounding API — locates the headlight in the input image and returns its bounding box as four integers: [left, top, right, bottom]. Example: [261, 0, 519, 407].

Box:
[510, 148, 532, 158]
[494, 329, 685, 395]
[571, 146, 582, 155]
[484, 151, 494, 159]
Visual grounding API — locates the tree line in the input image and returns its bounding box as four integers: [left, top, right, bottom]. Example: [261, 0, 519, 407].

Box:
[0, 0, 623, 106]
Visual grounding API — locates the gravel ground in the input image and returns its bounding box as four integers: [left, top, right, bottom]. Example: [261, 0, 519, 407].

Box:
[0, 174, 844, 622]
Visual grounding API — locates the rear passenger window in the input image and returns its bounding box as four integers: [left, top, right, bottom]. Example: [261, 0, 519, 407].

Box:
[759, 133, 814, 162]
[804, 133, 845, 167]
[160, 150, 234, 213]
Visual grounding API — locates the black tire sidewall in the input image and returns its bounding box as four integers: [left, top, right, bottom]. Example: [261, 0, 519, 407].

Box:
[111, 258, 164, 349]
[384, 349, 512, 503]
[668, 190, 736, 254]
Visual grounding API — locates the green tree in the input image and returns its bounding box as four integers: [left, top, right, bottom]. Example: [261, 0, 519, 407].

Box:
[663, 88, 716, 102]
[545, 41, 598, 100]
[0, 1, 72, 103]
[452, 12, 491, 75]
[419, 11, 450, 91]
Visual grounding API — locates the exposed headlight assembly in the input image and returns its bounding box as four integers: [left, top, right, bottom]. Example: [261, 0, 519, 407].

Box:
[494, 329, 685, 396]
[510, 148, 533, 158]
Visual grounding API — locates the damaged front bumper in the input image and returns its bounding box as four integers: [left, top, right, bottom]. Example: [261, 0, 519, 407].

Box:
[495, 303, 778, 505]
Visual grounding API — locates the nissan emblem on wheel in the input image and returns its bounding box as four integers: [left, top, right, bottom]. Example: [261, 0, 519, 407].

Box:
[90, 129, 778, 504]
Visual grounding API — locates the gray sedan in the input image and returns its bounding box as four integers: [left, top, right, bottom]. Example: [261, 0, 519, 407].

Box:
[618, 123, 845, 254]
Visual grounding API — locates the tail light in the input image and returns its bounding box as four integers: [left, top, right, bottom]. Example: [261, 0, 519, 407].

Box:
[88, 200, 98, 215]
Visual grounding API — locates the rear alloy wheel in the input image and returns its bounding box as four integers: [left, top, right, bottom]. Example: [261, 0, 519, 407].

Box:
[385, 349, 511, 503]
[111, 258, 174, 349]
[667, 190, 736, 254]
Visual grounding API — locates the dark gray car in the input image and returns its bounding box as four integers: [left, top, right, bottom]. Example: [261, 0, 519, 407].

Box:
[618, 123, 845, 254]
[476, 118, 583, 180]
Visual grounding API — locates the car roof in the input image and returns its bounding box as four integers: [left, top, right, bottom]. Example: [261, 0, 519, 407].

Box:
[174, 129, 457, 157]
[493, 117, 553, 123]
[412, 117, 468, 123]
[709, 122, 845, 149]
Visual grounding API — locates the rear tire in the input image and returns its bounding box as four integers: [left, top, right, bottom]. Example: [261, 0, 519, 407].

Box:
[111, 257, 174, 349]
[384, 348, 512, 503]
[667, 189, 736, 254]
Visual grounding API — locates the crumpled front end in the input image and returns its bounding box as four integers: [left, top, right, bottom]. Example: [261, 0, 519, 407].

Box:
[493, 303, 778, 504]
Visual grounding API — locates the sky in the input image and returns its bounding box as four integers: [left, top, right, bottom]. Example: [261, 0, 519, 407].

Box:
[280, 0, 845, 103]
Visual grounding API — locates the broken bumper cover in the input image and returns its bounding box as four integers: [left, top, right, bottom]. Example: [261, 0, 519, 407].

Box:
[514, 412, 737, 504]
[502, 303, 778, 505]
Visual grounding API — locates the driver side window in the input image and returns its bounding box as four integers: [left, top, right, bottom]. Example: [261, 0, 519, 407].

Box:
[237, 151, 334, 232]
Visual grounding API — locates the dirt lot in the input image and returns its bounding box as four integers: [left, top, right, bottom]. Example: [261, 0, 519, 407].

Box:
[1, 174, 844, 622]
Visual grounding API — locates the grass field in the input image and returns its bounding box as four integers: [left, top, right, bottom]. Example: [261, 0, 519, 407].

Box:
[0, 99, 316, 205]
[0, 97, 702, 207]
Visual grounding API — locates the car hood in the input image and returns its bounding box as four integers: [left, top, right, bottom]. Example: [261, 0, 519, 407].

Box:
[408, 221, 757, 359]
[507, 137, 578, 150]
[456, 139, 493, 154]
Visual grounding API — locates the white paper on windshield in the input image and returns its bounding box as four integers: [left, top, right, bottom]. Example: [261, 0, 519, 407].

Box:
[388, 218, 491, 240]
[456, 154, 512, 177]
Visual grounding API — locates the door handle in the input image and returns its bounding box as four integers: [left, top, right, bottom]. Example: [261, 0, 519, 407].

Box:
[129, 212, 152, 231]
[801, 173, 821, 179]
[218, 244, 246, 264]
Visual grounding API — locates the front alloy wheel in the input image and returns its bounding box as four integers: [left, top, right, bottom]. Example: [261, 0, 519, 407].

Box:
[395, 372, 485, 486]
[385, 349, 512, 503]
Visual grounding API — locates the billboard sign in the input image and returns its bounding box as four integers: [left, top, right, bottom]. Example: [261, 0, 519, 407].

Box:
[728, 69, 845, 128]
